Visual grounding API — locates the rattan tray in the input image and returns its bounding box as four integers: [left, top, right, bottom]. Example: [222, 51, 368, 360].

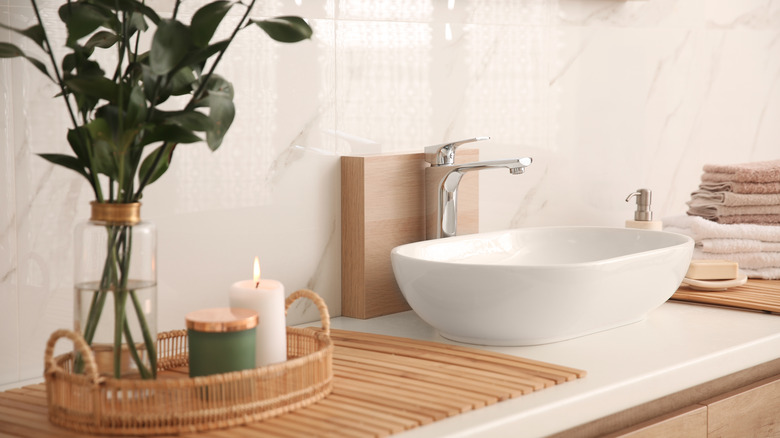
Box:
[44, 289, 333, 435]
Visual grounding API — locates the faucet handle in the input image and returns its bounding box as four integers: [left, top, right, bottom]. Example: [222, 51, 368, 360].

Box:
[424, 136, 490, 166]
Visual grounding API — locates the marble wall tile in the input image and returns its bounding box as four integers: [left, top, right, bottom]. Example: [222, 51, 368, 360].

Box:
[557, 0, 703, 28]
[3, 0, 85, 383]
[0, 4, 20, 386]
[705, 1, 780, 29]
[333, 19, 434, 151]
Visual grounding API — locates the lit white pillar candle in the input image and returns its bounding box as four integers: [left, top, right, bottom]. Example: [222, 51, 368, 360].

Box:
[229, 257, 287, 367]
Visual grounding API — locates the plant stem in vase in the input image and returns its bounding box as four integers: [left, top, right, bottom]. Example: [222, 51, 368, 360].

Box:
[74, 202, 157, 379]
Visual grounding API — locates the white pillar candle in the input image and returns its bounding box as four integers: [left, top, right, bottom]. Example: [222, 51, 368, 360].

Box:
[228, 257, 287, 367]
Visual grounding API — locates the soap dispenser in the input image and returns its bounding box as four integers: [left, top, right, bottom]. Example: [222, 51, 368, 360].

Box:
[625, 188, 662, 230]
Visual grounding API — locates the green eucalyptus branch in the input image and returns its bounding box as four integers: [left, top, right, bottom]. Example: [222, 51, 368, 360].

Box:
[3, 0, 312, 380]
[172, 0, 181, 20]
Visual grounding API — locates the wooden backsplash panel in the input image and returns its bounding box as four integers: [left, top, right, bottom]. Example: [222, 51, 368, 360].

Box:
[341, 150, 479, 319]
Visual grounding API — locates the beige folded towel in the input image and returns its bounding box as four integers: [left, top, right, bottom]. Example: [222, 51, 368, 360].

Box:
[699, 181, 780, 194]
[702, 159, 780, 183]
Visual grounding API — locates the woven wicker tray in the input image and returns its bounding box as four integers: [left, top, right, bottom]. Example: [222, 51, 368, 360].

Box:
[44, 289, 333, 436]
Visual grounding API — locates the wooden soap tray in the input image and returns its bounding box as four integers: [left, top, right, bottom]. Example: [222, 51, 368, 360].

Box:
[672, 279, 780, 314]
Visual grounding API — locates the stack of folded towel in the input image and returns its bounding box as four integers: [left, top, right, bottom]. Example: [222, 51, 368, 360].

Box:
[666, 160, 780, 280]
[687, 159, 780, 224]
[664, 215, 780, 279]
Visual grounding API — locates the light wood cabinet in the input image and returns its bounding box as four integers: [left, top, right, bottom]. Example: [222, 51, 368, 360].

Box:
[605, 405, 707, 438]
[704, 374, 780, 438]
[608, 374, 780, 438]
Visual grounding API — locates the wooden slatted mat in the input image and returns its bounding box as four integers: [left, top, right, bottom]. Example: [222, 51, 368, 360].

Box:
[672, 279, 780, 314]
[0, 329, 585, 437]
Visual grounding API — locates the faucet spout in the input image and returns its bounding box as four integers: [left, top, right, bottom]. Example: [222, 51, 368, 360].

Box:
[433, 157, 532, 239]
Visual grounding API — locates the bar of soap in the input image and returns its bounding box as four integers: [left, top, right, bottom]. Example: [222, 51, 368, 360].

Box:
[685, 259, 739, 281]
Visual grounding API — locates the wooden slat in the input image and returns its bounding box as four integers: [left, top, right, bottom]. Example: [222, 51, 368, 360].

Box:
[329, 329, 586, 381]
[0, 330, 585, 437]
[333, 360, 497, 407]
[672, 279, 780, 314]
[335, 348, 537, 397]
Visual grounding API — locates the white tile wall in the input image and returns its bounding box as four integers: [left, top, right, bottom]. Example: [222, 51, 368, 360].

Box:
[1, 0, 778, 389]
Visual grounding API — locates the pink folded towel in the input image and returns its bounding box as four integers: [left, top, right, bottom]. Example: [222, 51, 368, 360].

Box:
[714, 214, 780, 225]
[699, 181, 780, 194]
[702, 159, 780, 183]
[687, 203, 780, 219]
[689, 190, 780, 207]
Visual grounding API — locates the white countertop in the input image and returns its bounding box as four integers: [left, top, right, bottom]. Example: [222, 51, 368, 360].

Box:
[320, 301, 780, 437]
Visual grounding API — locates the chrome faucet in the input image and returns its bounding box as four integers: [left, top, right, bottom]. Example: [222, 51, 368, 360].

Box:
[424, 137, 532, 239]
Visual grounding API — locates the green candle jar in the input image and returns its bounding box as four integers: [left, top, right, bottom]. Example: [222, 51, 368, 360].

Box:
[185, 308, 259, 377]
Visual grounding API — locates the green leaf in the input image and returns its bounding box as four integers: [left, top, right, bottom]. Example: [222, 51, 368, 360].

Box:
[191, 1, 233, 47]
[38, 153, 91, 180]
[164, 110, 215, 132]
[84, 30, 120, 49]
[251, 16, 312, 43]
[138, 143, 173, 186]
[125, 85, 147, 128]
[206, 74, 234, 97]
[150, 19, 191, 75]
[0, 42, 22, 58]
[139, 124, 201, 148]
[178, 39, 229, 73]
[92, 139, 118, 178]
[86, 118, 118, 178]
[140, 64, 163, 104]
[0, 23, 46, 50]
[66, 75, 120, 102]
[58, 3, 114, 45]
[20, 24, 46, 48]
[205, 92, 234, 150]
[128, 11, 148, 33]
[191, 74, 231, 106]
[169, 66, 196, 95]
[90, 0, 160, 25]
[67, 127, 91, 164]
[0, 42, 52, 79]
[188, 74, 234, 148]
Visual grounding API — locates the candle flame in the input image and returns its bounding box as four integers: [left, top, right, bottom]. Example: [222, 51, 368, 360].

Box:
[253, 256, 261, 287]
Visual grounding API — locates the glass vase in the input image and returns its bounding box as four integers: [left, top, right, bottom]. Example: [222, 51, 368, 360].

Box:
[74, 202, 157, 379]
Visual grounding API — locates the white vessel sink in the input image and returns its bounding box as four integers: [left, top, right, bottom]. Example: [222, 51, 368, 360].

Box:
[390, 227, 694, 346]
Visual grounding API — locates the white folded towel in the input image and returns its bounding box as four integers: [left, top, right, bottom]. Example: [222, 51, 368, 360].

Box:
[740, 267, 780, 280]
[664, 215, 780, 242]
[698, 239, 780, 254]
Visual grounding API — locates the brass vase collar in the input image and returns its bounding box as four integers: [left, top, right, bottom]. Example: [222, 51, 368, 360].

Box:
[90, 202, 141, 225]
